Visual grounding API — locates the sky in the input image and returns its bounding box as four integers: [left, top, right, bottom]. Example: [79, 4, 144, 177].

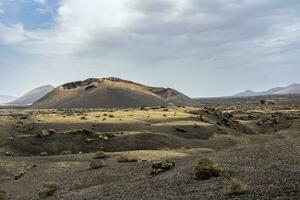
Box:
[0, 0, 300, 98]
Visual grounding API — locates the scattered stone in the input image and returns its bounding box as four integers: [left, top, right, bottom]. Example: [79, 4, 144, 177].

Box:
[175, 128, 187, 133]
[85, 138, 94, 144]
[195, 158, 224, 180]
[15, 171, 26, 180]
[151, 160, 175, 175]
[38, 182, 57, 199]
[37, 129, 55, 138]
[4, 152, 13, 157]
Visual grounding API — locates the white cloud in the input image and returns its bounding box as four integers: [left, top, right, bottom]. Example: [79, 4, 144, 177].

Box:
[33, 0, 47, 4]
[1, 0, 300, 96]
[0, 23, 27, 44]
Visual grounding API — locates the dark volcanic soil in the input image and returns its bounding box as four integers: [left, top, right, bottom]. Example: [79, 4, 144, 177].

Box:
[0, 96, 299, 200]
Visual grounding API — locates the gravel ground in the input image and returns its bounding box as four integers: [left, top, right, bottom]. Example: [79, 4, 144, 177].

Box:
[0, 133, 299, 200]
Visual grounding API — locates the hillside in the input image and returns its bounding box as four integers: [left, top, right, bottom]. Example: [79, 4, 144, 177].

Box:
[31, 78, 196, 109]
[10, 85, 54, 105]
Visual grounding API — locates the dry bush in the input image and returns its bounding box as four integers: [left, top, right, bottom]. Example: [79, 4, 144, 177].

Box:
[226, 179, 248, 195]
[38, 182, 57, 199]
[195, 158, 224, 180]
[117, 154, 138, 163]
[90, 160, 105, 169]
[94, 151, 108, 159]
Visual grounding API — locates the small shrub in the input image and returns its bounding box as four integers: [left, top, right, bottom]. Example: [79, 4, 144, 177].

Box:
[90, 160, 105, 169]
[72, 180, 82, 190]
[117, 154, 138, 163]
[108, 114, 115, 118]
[226, 179, 248, 195]
[80, 116, 87, 120]
[195, 158, 224, 180]
[163, 114, 167, 117]
[135, 175, 146, 181]
[0, 189, 9, 200]
[94, 151, 108, 159]
[38, 182, 57, 199]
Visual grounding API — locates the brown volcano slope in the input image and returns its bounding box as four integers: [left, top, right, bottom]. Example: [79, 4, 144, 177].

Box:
[30, 78, 195, 109]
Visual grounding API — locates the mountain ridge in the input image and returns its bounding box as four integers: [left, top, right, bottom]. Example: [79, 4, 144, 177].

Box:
[10, 85, 55, 105]
[31, 77, 196, 109]
[234, 83, 300, 97]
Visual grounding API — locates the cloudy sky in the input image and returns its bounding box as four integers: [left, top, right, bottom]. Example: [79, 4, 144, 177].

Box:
[0, 0, 299, 97]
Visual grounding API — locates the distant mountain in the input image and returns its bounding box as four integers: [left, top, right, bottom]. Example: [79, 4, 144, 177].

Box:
[11, 85, 55, 105]
[31, 77, 196, 109]
[0, 95, 16, 104]
[234, 83, 300, 97]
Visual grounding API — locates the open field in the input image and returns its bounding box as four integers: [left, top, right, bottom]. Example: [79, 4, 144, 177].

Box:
[0, 96, 299, 199]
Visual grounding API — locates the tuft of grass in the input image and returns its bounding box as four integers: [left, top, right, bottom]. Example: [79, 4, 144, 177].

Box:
[195, 158, 224, 180]
[94, 151, 108, 159]
[72, 180, 82, 190]
[38, 182, 57, 199]
[226, 179, 248, 195]
[135, 175, 146, 181]
[117, 154, 138, 163]
[89, 160, 105, 169]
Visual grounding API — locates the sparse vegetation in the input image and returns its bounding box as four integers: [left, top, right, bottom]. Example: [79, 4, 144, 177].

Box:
[94, 151, 108, 159]
[72, 180, 82, 190]
[38, 182, 57, 199]
[226, 179, 248, 195]
[195, 158, 224, 180]
[117, 154, 138, 163]
[90, 160, 105, 169]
